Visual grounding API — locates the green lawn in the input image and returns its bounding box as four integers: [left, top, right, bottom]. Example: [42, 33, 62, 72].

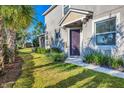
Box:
[14, 48, 124, 88]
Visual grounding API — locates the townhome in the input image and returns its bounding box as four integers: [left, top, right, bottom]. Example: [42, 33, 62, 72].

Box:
[41, 5, 124, 58]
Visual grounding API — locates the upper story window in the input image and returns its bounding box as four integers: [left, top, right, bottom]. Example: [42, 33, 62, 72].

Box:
[63, 5, 70, 15]
[95, 17, 116, 45]
[55, 31, 60, 39]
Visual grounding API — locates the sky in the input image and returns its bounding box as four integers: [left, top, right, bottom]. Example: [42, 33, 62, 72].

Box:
[33, 5, 51, 25]
[27, 5, 51, 32]
[27, 5, 51, 42]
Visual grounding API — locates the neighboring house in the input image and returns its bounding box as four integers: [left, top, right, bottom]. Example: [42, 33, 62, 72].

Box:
[43, 5, 124, 58]
[38, 33, 45, 48]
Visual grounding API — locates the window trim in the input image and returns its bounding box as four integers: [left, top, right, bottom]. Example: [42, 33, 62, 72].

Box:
[92, 12, 120, 47]
[95, 17, 116, 34]
[95, 18, 116, 46]
[62, 5, 71, 16]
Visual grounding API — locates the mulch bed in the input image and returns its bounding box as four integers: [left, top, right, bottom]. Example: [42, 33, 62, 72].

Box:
[0, 56, 22, 88]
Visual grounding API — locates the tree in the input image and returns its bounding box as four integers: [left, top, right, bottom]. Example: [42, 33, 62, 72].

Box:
[16, 29, 31, 49]
[32, 22, 44, 47]
[32, 37, 39, 47]
[0, 18, 4, 75]
[0, 6, 35, 73]
[0, 6, 34, 31]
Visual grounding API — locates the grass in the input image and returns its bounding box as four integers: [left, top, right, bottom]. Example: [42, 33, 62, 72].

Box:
[13, 48, 124, 88]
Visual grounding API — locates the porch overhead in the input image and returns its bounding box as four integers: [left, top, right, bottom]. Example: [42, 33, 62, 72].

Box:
[59, 8, 93, 27]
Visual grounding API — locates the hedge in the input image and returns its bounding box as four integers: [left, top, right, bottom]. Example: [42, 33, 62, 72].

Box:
[34, 47, 67, 62]
[84, 52, 124, 69]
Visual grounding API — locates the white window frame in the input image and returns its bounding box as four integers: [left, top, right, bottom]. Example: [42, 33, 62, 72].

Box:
[92, 12, 120, 48]
[62, 5, 71, 16]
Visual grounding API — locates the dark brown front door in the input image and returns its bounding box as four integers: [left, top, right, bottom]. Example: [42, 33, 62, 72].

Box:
[70, 29, 80, 56]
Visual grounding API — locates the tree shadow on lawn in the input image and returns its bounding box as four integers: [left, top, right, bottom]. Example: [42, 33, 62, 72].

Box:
[13, 54, 35, 88]
[45, 70, 96, 88]
[44, 63, 79, 72]
[23, 62, 58, 71]
[45, 69, 124, 88]
[78, 72, 124, 88]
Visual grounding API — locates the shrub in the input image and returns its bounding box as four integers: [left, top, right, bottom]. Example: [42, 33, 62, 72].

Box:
[93, 52, 102, 65]
[84, 51, 124, 69]
[34, 47, 50, 54]
[50, 52, 65, 62]
[45, 48, 50, 53]
[34, 47, 66, 62]
[40, 48, 47, 54]
[51, 48, 62, 53]
[84, 54, 94, 63]
[97, 53, 104, 66]
[84, 52, 101, 64]
[111, 57, 124, 68]
[101, 55, 110, 67]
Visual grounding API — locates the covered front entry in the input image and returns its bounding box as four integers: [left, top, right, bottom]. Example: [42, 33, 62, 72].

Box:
[59, 8, 93, 57]
[70, 29, 80, 56]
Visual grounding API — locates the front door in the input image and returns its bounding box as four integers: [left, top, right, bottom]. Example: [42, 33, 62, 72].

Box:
[70, 29, 80, 56]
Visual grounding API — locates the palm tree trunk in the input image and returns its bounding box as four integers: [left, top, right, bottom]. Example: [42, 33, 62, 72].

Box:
[8, 29, 16, 63]
[12, 32, 16, 62]
[0, 17, 4, 74]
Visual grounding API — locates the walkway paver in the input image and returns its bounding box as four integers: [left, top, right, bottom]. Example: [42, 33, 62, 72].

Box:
[65, 57, 124, 79]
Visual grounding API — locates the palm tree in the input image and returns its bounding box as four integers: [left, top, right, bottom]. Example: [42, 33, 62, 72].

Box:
[16, 29, 31, 49]
[0, 6, 35, 73]
[0, 17, 4, 75]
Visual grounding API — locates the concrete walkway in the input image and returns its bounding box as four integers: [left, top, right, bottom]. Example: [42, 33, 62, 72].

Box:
[65, 57, 124, 79]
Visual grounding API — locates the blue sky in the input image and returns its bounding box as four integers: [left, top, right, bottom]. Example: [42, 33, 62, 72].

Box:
[27, 5, 51, 42]
[27, 5, 51, 33]
[33, 5, 51, 25]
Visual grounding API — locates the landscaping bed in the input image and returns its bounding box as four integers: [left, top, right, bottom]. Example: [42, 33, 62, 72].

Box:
[0, 56, 22, 88]
[83, 51, 124, 72]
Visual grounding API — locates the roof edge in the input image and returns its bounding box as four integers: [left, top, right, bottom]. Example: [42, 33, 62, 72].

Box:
[42, 5, 57, 16]
[59, 8, 93, 26]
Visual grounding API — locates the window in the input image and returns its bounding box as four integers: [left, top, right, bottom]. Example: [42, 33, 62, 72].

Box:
[96, 32, 116, 45]
[55, 31, 60, 39]
[95, 17, 116, 45]
[63, 5, 70, 15]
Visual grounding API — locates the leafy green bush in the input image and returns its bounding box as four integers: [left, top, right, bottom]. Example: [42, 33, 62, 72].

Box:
[84, 52, 102, 64]
[34, 47, 66, 62]
[51, 48, 62, 53]
[45, 48, 50, 53]
[34, 47, 50, 54]
[84, 51, 124, 69]
[50, 52, 65, 62]
[93, 52, 101, 65]
[84, 54, 94, 63]
[111, 57, 124, 68]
